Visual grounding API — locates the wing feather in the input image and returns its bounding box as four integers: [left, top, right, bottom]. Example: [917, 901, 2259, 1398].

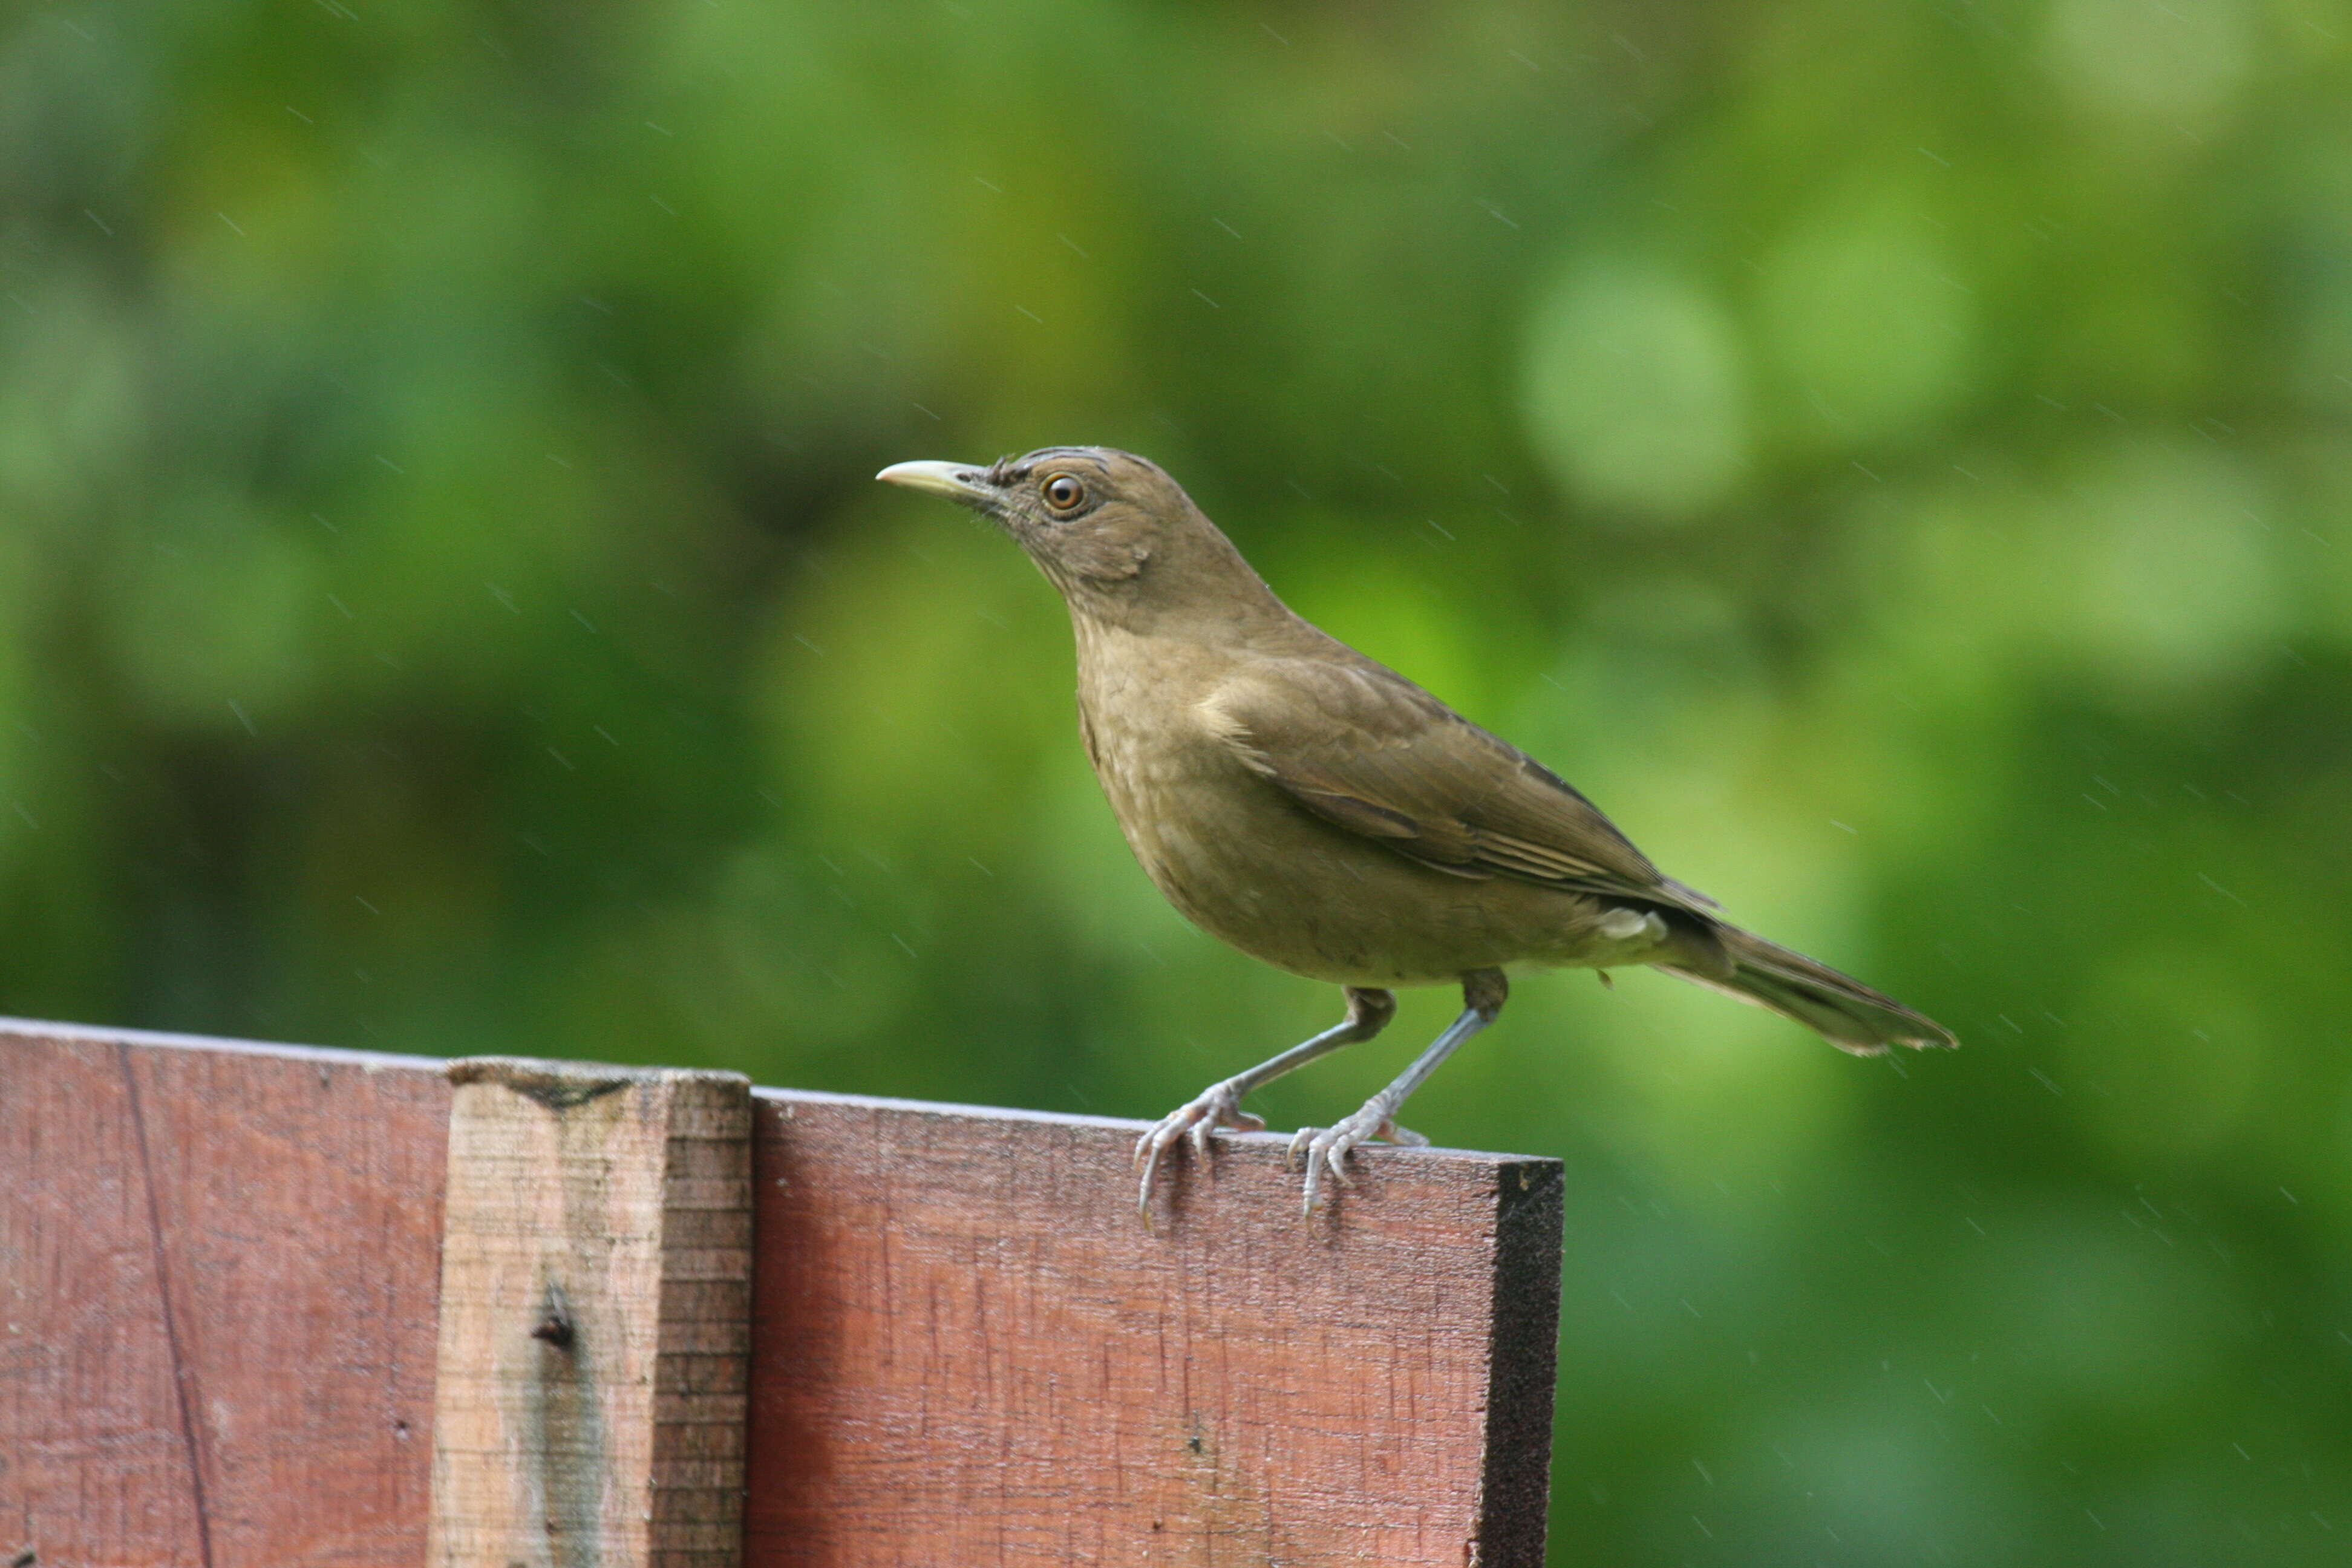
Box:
[1202, 658, 1713, 913]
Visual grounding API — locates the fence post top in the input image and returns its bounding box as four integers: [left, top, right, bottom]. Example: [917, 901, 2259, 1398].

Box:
[446, 1054, 750, 1099]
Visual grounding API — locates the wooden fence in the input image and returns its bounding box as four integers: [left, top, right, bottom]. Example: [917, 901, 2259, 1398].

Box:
[0, 1017, 1563, 1566]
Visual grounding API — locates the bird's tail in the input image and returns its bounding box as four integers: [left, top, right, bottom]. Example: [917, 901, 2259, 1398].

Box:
[1657, 924, 1956, 1056]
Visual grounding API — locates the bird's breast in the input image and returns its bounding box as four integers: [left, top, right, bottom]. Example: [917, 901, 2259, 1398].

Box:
[1073, 685, 1540, 985]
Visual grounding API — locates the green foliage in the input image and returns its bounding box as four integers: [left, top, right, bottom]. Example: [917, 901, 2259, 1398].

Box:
[5, 0, 2350, 1558]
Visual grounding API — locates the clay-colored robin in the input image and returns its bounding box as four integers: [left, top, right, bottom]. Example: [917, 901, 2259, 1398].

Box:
[879, 447, 1954, 1215]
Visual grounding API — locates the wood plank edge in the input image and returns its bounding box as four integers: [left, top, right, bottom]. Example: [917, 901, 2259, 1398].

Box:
[754, 1085, 1550, 1171]
[0, 1014, 446, 1075]
[0, 1019, 1556, 1174]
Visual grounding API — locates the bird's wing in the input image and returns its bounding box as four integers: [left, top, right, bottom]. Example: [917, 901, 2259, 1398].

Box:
[1200, 656, 1716, 912]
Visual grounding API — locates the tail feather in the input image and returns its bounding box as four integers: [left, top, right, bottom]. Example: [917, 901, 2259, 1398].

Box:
[1657, 924, 1956, 1057]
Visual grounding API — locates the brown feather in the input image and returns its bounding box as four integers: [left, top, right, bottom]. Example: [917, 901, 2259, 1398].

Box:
[1202, 656, 1715, 916]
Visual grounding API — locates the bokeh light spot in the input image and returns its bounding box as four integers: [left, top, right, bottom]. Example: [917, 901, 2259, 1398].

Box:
[1520, 260, 1753, 523]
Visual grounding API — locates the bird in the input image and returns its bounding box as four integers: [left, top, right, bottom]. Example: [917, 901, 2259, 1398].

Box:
[877, 446, 1955, 1217]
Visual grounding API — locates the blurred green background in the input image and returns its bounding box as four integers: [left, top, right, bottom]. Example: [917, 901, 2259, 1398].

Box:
[6, 0, 2351, 1560]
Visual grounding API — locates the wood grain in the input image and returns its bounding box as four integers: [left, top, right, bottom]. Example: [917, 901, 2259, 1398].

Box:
[0, 1024, 1563, 1566]
[0, 1019, 450, 1568]
[426, 1059, 753, 1568]
[743, 1090, 1564, 1567]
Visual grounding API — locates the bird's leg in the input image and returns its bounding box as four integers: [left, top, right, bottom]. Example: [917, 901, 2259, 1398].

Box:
[1289, 969, 1508, 1214]
[1134, 987, 1396, 1217]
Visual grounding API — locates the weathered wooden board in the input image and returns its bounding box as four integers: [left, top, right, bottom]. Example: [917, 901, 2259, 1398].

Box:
[743, 1090, 1563, 1567]
[0, 1019, 450, 1568]
[0, 1024, 1563, 1567]
[426, 1059, 753, 1568]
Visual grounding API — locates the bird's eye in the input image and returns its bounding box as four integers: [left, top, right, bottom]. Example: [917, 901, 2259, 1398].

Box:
[1042, 473, 1085, 512]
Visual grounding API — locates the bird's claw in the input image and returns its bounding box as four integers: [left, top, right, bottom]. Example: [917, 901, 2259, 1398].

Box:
[1285, 1105, 1422, 1212]
[1134, 1080, 1266, 1220]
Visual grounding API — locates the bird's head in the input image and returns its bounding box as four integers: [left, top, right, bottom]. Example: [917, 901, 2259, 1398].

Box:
[877, 446, 1273, 629]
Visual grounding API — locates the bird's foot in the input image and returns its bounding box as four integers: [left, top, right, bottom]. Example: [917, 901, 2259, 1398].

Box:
[1379, 1118, 1431, 1148]
[1133, 1080, 1267, 1219]
[1285, 1103, 1423, 1214]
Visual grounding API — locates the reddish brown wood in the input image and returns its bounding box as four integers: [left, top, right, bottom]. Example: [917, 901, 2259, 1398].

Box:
[0, 1019, 451, 1568]
[0, 1024, 1564, 1566]
[744, 1091, 1563, 1567]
